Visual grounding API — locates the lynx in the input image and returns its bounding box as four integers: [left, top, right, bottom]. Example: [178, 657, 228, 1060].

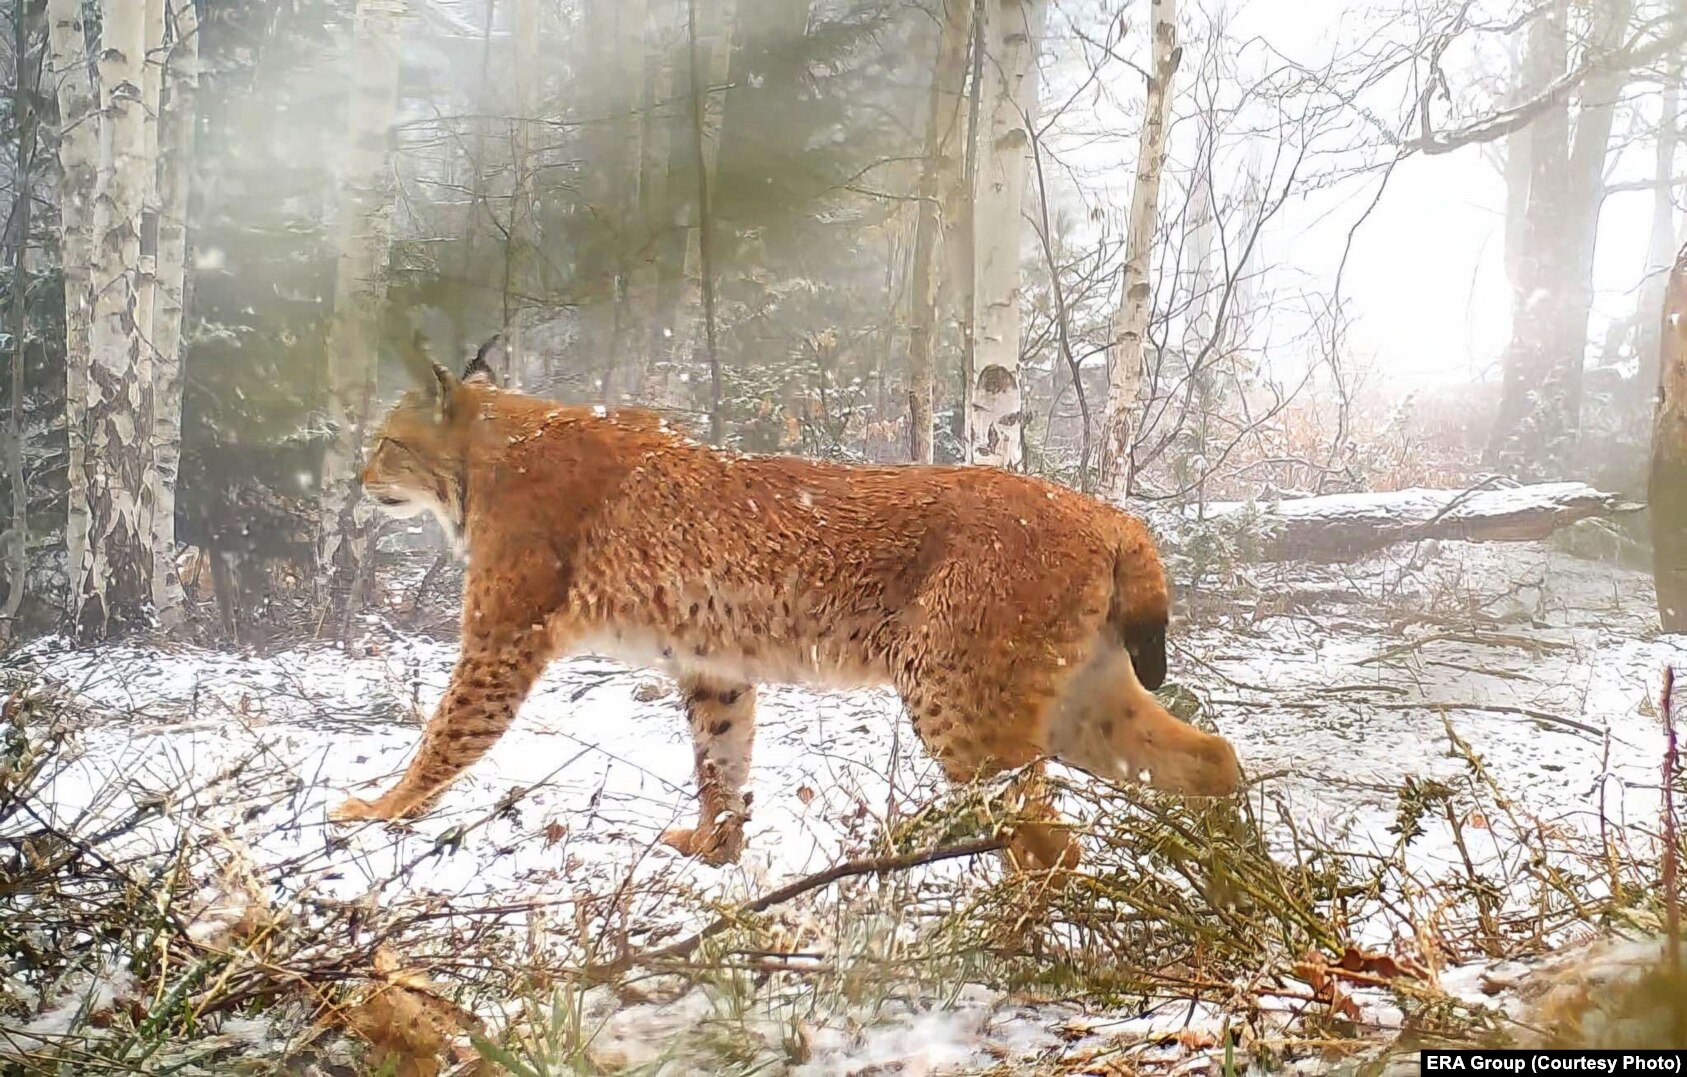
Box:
[330, 351, 1241, 869]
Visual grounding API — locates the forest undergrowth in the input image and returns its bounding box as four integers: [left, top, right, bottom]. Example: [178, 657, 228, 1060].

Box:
[1, 534, 1682, 1075]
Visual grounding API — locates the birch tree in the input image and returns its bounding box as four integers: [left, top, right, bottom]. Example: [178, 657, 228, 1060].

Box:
[149, 0, 196, 627]
[46, 0, 96, 625]
[1097, 0, 1178, 498]
[319, 0, 405, 625]
[907, 0, 974, 463]
[74, 0, 164, 639]
[967, 0, 1045, 469]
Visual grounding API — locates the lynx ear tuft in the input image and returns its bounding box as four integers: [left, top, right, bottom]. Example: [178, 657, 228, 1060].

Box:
[463, 334, 504, 386]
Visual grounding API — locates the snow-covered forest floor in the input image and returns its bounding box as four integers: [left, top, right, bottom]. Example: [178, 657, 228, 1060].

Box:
[3, 529, 1684, 1074]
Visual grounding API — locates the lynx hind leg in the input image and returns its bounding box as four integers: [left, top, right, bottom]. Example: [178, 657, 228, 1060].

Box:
[661, 675, 756, 866]
[1045, 640, 1241, 797]
[899, 675, 1080, 874]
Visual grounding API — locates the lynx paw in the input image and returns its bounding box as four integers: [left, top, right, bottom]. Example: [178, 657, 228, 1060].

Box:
[659, 821, 744, 866]
[330, 796, 397, 823]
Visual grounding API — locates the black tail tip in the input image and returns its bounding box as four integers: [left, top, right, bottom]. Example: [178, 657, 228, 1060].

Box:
[1124, 623, 1167, 690]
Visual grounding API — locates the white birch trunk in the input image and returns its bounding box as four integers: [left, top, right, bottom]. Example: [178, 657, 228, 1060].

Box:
[943, 3, 984, 450]
[1097, 0, 1177, 498]
[318, 0, 405, 618]
[149, 0, 198, 625]
[966, 0, 1045, 469]
[76, 0, 159, 638]
[46, 0, 98, 625]
[136, 0, 163, 357]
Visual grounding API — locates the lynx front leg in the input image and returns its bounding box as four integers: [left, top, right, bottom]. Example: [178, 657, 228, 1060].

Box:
[661, 676, 756, 865]
[331, 629, 549, 822]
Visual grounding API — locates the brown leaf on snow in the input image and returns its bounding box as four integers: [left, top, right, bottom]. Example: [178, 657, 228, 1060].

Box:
[336, 946, 493, 1077]
[542, 820, 569, 847]
[1336, 944, 1429, 981]
[1294, 950, 1365, 1021]
[1171, 1028, 1217, 1050]
[796, 785, 817, 806]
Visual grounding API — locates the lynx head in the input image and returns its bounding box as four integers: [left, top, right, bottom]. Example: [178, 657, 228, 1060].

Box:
[360, 334, 501, 532]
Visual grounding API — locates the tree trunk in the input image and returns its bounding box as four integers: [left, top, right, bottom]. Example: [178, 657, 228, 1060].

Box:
[4, 0, 42, 625]
[1488, 1, 1569, 474]
[149, 0, 197, 629]
[74, 0, 161, 639]
[136, 0, 163, 356]
[966, 0, 1045, 470]
[1097, 0, 1177, 498]
[318, 0, 405, 632]
[603, 0, 651, 404]
[683, 0, 734, 442]
[504, 0, 539, 382]
[1636, 64, 1681, 404]
[617, 0, 670, 404]
[1487, 0, 1630, 476]
[945, 0, 985, 453]
[1551, 0, 1632, 451]
[1500, 33, 1530, 304]
[1653, 242, 1687, 632]
[1180, 130, 1217, 503]
[645, 18, 693, 409]
[46, 0, 97, 628]
[907, 0, 973, 464]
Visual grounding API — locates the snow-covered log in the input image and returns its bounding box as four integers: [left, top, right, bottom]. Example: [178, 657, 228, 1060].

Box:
[1186, 482, 1640, 563]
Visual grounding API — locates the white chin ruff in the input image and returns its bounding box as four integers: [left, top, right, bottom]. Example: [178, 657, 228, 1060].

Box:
[369, 489, 462, 552]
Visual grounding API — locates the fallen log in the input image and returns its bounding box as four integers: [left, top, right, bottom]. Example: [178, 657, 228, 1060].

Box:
[1183, 481, 1641, 563]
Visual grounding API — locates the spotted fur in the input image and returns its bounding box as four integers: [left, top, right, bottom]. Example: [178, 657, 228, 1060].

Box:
[332, 361, 1242, 869]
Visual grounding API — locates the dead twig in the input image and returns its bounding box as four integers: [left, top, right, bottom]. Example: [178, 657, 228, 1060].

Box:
[620, 836, 1005, 969]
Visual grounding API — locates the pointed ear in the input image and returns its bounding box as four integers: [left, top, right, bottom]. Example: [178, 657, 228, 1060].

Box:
[430, 362, 461, 422]
[464, 334, 504, 386]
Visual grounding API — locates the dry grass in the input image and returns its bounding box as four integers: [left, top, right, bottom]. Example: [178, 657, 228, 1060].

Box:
[3, 658, 1679, 1075]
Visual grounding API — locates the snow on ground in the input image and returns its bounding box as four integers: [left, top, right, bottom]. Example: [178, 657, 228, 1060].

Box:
[8, 538, 1684, 1071]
